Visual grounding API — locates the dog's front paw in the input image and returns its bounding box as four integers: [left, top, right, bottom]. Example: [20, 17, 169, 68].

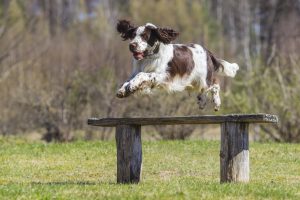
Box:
[116, 90, 125, 98]
[116, 84, 131, 98]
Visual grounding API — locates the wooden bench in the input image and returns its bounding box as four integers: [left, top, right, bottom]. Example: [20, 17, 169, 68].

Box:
[87, 114, 278, 184]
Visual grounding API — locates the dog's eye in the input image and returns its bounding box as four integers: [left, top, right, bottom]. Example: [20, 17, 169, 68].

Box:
[129, 32, 136, 39]
[141, 33, 148, 40]
[130, 33, 136, 40]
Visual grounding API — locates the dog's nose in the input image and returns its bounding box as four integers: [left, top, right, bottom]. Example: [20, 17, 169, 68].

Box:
[129, 43, 137, 52]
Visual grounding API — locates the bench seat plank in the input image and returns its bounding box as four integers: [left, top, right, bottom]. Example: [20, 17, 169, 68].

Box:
[88, 114, 278, 127]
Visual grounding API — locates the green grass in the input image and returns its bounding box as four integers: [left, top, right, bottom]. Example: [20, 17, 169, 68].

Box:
[0, 138, 299, 199]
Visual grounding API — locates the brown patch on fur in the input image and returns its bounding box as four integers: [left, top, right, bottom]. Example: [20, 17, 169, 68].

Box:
[191, 80, 198, 86]
[213, 77, 218, 84]
[167, 45, 194, 78]
[187, 43, 196, 48]
[206, 49, 223, 71]
[141, 27, 151, 42]
[205, 48, 224, 86]
[116, 19, 136, 40]
[141, 27, 159, 45]
[206, 53, 214, 86]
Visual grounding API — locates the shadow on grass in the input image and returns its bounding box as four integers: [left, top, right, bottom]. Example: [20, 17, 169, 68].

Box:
[30, 181, 117, 186]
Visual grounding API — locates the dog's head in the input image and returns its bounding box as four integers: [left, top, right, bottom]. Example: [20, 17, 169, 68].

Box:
[116, 20, 179, 60]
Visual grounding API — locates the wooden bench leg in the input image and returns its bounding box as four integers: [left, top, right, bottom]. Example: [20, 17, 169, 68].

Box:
[115, 125, 142, 183]
[220, 122, 249, 183]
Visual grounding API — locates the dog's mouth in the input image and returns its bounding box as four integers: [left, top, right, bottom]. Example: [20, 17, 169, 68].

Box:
[132, 51, 144, 60]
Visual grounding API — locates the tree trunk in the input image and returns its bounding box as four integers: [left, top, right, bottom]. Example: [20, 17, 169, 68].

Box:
[48, 0, 60, 36]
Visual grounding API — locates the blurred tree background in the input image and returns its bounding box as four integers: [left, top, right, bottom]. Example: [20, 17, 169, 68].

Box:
[0, 0, 299, 142]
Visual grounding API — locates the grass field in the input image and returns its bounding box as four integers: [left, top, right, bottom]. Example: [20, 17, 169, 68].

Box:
[0, 137, 299, 199]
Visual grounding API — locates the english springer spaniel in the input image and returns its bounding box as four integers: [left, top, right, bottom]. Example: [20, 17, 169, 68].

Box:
[116, 20, 239, 111]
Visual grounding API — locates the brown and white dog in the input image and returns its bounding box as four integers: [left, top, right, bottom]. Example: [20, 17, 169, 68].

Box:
[116, 20, 239, 111]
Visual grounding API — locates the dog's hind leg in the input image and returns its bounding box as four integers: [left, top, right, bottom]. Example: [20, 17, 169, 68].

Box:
[207, 83, 221, 111]
[197, 88, 207, 109]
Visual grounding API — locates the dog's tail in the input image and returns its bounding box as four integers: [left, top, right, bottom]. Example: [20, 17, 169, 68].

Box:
[206, 49, 239, 78]
[217, 59, 239, 77]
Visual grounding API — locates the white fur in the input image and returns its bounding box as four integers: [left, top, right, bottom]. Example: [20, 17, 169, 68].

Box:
[145, 23, 157, 29]
[218, 60, 239, 77]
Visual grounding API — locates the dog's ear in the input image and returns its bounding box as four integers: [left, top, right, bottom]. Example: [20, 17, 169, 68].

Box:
[156, 28, 179, 44]
[146, 24, 179, 44]
[116, 19, 136, 40]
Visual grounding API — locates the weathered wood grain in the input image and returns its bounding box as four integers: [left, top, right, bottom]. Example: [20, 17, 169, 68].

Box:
[220, 122, 249, 183]
[88, 114, 278, 127]
[115, 125, 142, 183]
